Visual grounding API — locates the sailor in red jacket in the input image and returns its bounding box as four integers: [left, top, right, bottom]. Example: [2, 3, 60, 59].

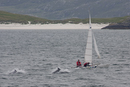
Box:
[77, 60, 82, 67]
[84, 62, 90, 67]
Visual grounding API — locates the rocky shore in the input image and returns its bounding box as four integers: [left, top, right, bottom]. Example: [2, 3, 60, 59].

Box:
[102, 23, 130, 29]
[102, 17, 130, 29]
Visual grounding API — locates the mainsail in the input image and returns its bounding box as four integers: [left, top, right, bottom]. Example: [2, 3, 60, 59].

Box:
[84, 28, 92, 65]
[84, 12, 100, 65]
[84, 12, 92, 65]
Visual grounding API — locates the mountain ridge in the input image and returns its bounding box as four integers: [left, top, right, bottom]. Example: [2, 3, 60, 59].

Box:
[0, 0, 130, 19]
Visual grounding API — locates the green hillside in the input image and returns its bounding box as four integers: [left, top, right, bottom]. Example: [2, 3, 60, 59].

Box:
[54, 16, 128, 24]
[0, 10, 129, 24]
[0, 11, 51, 24]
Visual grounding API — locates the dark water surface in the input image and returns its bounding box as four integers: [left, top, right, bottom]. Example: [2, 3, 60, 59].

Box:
[0, 29, 130, 87]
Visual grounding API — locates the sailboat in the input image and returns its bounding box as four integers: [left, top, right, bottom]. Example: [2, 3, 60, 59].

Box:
[84, 12, 101, 68]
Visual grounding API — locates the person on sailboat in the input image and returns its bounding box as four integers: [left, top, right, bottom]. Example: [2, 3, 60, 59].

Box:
[84, 62, 90, 67]
[76, 60, 82, 67]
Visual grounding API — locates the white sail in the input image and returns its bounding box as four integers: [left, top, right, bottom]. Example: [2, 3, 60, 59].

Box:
[84, 12, 100, 65]
[84, 28, 92, 65]
[93, 33, 101, 58]
[84, 12, 92, 65]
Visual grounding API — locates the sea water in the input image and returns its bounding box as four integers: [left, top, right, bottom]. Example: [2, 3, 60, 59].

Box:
[0, 29, 130, 87]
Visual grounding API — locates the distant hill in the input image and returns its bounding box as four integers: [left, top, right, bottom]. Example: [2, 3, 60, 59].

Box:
[1, 10, 129, 29]
[0, 0, 130, 20]
[1, 10, 128, 24]
[0, 11, 51, 24]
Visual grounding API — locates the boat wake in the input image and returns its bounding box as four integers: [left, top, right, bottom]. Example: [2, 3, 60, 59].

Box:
[98, 64, 109, 68]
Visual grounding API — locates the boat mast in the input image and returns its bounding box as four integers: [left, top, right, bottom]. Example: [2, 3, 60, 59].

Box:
[84, 11, 92, 65]
[89, 11, 92, 29]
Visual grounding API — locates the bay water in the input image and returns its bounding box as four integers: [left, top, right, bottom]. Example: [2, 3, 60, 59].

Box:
[0, 29, 130, 87]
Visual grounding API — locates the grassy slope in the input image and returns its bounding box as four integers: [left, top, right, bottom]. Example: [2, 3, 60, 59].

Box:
[0, 10, 129, 24]
[63, 17, 127, 24]
[0, 11, 50, 24]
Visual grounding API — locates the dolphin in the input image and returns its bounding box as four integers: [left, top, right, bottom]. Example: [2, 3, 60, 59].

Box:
[52, 68, 61, 74]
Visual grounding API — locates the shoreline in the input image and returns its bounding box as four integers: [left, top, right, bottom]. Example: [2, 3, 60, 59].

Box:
[0, 23, 109, 29]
